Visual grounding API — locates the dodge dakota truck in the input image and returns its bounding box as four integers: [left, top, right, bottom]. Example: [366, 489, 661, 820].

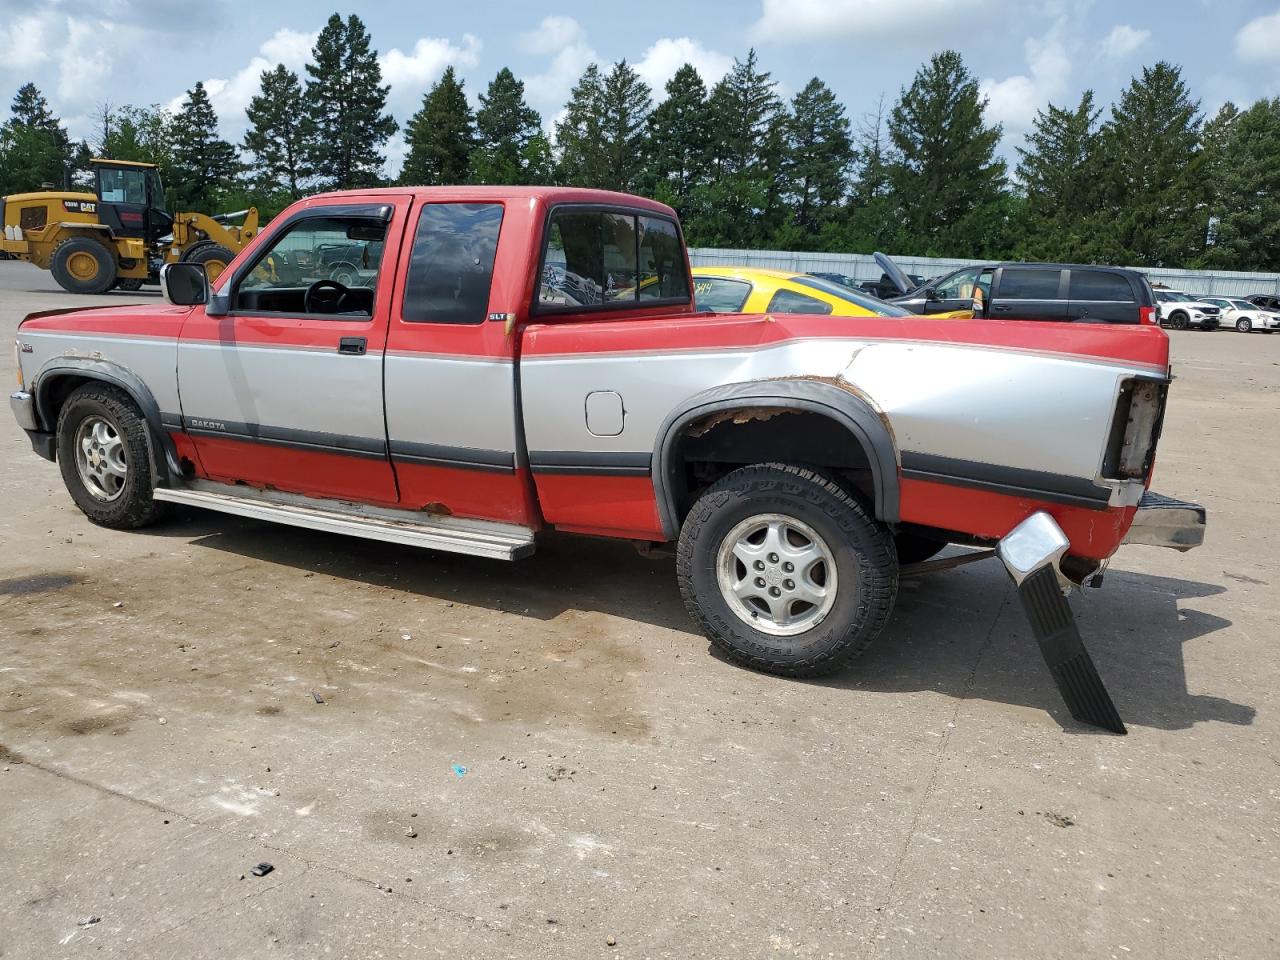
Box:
[9, 186, 1206, 733]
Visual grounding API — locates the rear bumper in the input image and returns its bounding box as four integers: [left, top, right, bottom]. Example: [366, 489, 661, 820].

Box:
[1123, 490, 1205, 551]
[0, 238, 29, 255]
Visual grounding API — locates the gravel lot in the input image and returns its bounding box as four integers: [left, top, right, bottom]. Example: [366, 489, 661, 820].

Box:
[1, 259, 1276, 959]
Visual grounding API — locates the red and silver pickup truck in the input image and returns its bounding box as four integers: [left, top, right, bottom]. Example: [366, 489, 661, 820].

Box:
[10, 186, 1205, 733]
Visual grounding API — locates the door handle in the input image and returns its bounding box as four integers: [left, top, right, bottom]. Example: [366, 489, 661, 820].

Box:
[992, 304, 1012, 312]
[338, 337, 367, 355]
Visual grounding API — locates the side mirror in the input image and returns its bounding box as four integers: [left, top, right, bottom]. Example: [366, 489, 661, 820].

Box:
[160, 262, 208, 306]
[925, 288, 941, 302]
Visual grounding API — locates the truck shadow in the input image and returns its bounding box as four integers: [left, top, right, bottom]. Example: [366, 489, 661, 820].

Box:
[151, 509, 1250, 735]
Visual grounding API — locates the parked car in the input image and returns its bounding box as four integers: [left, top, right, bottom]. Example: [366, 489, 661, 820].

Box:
[876, 253, 1159, 324]
[1246, 294, 1280, 312]
[692, 266, 926, 316]
[858, 271, 928, 300]
[806, 271, 861, 290]
[10, 185, 1204, 733]
[1201, 297, 1279, 333]
[1153, 289, 1220, 330]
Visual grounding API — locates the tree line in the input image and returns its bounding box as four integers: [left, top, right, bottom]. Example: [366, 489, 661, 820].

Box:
[0, 11, 1275, 271]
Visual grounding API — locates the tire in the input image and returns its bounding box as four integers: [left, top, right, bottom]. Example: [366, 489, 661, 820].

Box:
[894, 531, 948, 565]
[1237, 317, 1253, 333]
[114, 278, 144, 292]
[185, 244, 236, 283]
[56, 383, 167, 530]
[676, 463, 899, 678]
[1169, 311, 1189, 330]
[50, 237, 116, 295]
[328, 261, 360, 286]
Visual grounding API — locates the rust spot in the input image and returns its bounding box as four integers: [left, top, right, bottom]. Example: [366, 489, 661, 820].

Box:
[419, 502, 453, 516]
[684, 407, 798, 438]
[0, 573, 82, 596]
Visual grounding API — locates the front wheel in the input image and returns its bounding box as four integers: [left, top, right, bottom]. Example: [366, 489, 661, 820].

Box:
[56, 383, 167, 529]
[677, 463, 899, 678]
[1237, 317, 1253, 333]
[1169, 311, 1189, 330]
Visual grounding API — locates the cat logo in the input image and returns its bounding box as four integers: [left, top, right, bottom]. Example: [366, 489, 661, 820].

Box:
[62, 200, 97, 214]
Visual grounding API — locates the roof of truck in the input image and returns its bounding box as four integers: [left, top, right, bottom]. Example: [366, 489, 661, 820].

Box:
[305, 185, 677, 216]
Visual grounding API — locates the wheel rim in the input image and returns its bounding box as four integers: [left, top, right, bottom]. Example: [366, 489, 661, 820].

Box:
[716, 513, 839, 636]
[1239, 319, 1251, 332]
[331, 265, 357, 285]
[67, 251, 100, 281]
[74, 415, 127, 501]
[204, 259, 228, 282]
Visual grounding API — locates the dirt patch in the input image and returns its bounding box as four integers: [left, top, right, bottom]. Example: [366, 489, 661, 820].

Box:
[0, 573, 82, 596]
[0, 743, 25, 764]
[256, 705, 283, 717]
[1040, 811, 1075, 828]
[61, 713, 132, 737]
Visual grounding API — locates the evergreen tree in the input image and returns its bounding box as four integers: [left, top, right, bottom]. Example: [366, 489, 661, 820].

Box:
[833, 95, 899, 253]
[470, 67, 545, 184]
[0, 83, 71, 194]
[777, 77, 853, 245]
[401, 66, 475, 186]
[697, 49, 784, 247]
[304, 13, 397, 189]
[555, 64, 607, 187]
[167, 82, 238, 211]
[887, 51, 1007, 257]
[642, 64, 713, 222]
[599, 60, 652, 192]
[1015, 90, 1101, 260]
[1201, 99, 1280, 270]
[1092, 62, 1207, 266]
[244, 64, 312, 202]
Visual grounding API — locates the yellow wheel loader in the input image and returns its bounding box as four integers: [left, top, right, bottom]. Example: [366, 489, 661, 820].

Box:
[0, 158, 257, 294]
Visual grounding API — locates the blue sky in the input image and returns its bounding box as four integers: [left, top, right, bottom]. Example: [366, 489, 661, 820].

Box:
[3, 0, 1279, 175]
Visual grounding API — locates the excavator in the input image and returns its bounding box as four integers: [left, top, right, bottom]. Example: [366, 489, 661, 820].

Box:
[0, 158, 256, 294]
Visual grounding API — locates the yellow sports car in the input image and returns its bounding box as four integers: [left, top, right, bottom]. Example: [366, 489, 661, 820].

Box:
[691, 266, 971, 318]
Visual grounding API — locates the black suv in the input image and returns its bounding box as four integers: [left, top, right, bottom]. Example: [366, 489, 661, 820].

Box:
[875, 253, 1157, 324]
[1247, 294, 1280, 311]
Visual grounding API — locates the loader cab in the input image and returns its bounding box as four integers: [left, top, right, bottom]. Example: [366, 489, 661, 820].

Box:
[93, 159, 173, 244]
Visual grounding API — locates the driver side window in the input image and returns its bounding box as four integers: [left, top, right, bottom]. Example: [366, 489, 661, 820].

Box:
[234, 215, 386, 318]
[934, 267, 981, 301]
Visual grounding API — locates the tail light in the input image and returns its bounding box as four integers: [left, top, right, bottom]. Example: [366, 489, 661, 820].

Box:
[1103, 377, 1168, 481]
[1139, 305, 1157, 325]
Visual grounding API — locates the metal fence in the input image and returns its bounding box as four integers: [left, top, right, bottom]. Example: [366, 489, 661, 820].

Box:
[687, 247, 1280, 298]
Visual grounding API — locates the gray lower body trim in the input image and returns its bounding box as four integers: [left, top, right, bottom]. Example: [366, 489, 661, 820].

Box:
[900, 451, 1112, 510]
[184, 418, 387, 460]
[389, 440, 516, 473]
[528, 451, 652, 476]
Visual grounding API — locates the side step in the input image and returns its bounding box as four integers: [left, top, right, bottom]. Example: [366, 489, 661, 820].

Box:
[153, 482, 536, 561]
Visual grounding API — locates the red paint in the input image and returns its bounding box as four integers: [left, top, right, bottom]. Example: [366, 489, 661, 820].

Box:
[21, 304, 190, 338]
[394, 462, 543, 527]
[533, 474, 665, 540]
[899, 476, 1136, 560]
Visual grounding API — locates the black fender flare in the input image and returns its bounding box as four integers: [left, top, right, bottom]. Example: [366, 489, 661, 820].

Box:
[651, 379, 901, 539]
[31, 357, 184, 483]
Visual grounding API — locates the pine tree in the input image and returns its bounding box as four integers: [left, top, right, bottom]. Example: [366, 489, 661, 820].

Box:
[778, 77, 853, 244]
[1201, 99, 1280, 270]
[599, 60, 652, 192]
[401, 66, 474, 186]
[1092, 62, 1207, 266]
[304, 13, 397, 189]
[470, 67, 545, 184]
[0, 84, 71, 194]
[831, 94, 899, 253]
[166, 82, 238, 211]
[555, 64, 607, 187]
[244, 64, 311, 202]
[698, 50, 784, 247]
[887, 51, 1007, 257]
[1015, 90, 1101, 260]
[642, 64, 713, 222]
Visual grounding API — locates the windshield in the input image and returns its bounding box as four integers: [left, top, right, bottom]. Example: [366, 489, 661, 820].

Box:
[1159, 291, 1190, 302]
[792, 275, 913, 316]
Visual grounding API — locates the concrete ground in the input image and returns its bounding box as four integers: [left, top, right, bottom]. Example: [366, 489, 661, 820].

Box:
[0, 259, 1275, 960]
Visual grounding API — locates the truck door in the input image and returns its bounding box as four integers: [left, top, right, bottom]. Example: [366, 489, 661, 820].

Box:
[381, 200, 540, 526]
[176, 199, 410, 506]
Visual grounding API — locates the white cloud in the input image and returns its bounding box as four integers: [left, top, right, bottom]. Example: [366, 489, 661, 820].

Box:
[58, 17, 114, 103]
[517, 15, 589, 57]
[980, 26, 1072, 134]
[1236, 9, 1280, 63]
[635, 37, 733, 94]
[381, 34, 482, 97]
[1100, 24, 1151, 60]
[0, 15, 52, 72]
[518, 15, 598, 128]
[749, 0, 992, 43]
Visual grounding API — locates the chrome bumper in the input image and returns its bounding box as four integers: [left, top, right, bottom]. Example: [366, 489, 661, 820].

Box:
[9, 390, 37, 432]
[1123, 491, 1206, 552]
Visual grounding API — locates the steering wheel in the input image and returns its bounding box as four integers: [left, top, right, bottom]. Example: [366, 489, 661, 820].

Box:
[304, 278, 349, 314]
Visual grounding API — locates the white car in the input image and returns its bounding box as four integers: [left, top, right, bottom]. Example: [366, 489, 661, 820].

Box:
[1154, 290, 1221, 330]
[1202, 297, 1280, 334]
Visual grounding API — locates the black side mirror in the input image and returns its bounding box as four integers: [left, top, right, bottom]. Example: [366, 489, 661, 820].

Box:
[925, 288, 941, 302]
[160, 262, 208, 306]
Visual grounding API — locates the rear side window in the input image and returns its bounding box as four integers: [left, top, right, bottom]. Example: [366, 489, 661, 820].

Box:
[694, 277, 751, 312]
[999, 268, 1062, 299]
[1069, 270, 1133, 302]
[403, 203, 503, 324]
[539, 208, 690, 310]
[766, 289, 833, 315]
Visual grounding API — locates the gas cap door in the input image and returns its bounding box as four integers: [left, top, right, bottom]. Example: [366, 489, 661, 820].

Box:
[585, 390, 625, 437]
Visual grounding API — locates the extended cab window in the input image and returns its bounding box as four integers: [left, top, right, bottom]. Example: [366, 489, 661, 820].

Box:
[403, 203, 503, 324]
[767, 289, 833, 315]
[235, 216, 386, 318]
[539, 208, 690, 310]
[999, 268, 1062, 299]
[694, 277, 751, 312]
[1069, 270, 1133, 302]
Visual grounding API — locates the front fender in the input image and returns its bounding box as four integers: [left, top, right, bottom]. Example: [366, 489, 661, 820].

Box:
[652, 378, 901, 538]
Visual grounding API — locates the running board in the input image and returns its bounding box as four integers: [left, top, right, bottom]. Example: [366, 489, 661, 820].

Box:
[153, 483, 536, 561]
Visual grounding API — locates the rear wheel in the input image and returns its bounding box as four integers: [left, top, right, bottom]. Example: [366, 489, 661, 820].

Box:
[1236, 317, 1253, 333]
[56, 383, 167, 529]
[185, 244, 236, 283]
[677, 463, 898, 678]
[50, 237, 116, 295]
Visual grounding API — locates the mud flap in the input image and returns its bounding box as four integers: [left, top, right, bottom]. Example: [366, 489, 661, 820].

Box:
[998, 511, 1126, 735]
[1016, 566, 1126, 734]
